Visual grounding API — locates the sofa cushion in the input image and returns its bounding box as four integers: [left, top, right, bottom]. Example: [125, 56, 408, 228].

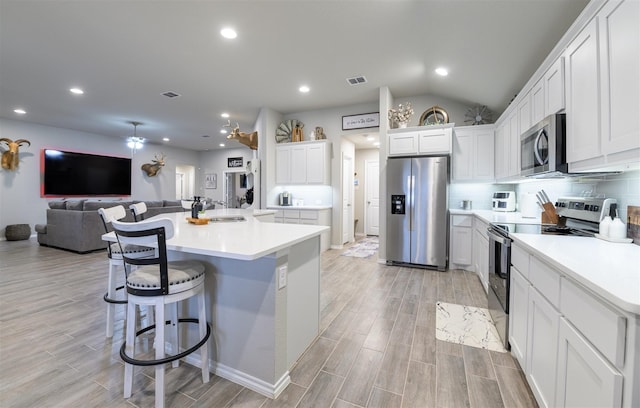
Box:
[48, 201, 66, 209]
[144, 200, 164, 208]
[163, 200, 181, 207]
[66, 200, 86, 211]
[83, 201, 132, 211]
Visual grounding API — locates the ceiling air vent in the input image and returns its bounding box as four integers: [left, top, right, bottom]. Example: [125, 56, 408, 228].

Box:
[161, 91, 181, 98]
[346, 76, 367, 86]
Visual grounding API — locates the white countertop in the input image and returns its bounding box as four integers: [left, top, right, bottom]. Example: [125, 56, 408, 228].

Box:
[268, 205, 332, 210]
[511, 234, 640, 314]
[451, 209, 640, 314]
[103, 208, 328, 261]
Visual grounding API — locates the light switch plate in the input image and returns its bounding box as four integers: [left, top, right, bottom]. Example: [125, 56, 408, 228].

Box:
[278, 265, 287, 289]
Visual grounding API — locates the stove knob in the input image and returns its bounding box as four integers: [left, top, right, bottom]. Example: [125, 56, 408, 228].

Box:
[584, 204, 591, 211]
[592, 205, 599, 212]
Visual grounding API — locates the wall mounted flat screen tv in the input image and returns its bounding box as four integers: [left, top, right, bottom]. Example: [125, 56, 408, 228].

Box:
[42, 149, 132, 196]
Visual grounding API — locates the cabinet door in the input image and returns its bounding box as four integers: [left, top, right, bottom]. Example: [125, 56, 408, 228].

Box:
[418, 128, 451, 154]
[389, 132, 418, 155]
[545, 57, 565, 115]
[451, 226, 472, 265]
[599, 0, 640, 156]
[453, 128, 473, 181]
[472, 227, 489, 292]
[494, 123, 507, 179]
[518, 93, 532, 135]
[473, 128, 494, 180]
[566, 19, 601, 163]
[289, 144, 307, 184]
[305, 143, 326, 184]
[555, 318, 623, 408]
[509, 267, 529, 370]
[531, 78, 545, 124]
[526, 288, 560, 408]
[276, 146, 291, 184]
[508, 112, 520, 177]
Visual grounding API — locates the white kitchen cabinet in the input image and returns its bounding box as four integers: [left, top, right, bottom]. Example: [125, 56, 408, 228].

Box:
[544, 57, 565, 116]
[494, 121, 508, 179]
[452, 125, 494, 182]
[508, 111, 520, 178]
[272, 208, 331, 251]
[599, 0, 640, 157]
[450, 215, 473, 267]
[565, 19, 600, 164]
[276, 141, 331, 185]
[472, 217, 489, 292]
[518, 92, 532, 136]
[555, 318, 623, 408]
[388, 126, 453, 156]
[531, 78, 545, 125]
[526, 286, 560, 408]
[509, 266, 529, 370]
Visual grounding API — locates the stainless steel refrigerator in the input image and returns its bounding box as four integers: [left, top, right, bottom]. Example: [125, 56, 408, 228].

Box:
[386, 156, 448, 270]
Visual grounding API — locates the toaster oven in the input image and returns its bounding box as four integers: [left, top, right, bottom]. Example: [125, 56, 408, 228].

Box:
[492, 191, 516, 212]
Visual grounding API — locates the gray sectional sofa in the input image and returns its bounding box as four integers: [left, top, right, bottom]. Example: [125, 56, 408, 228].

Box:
[35, 199, 184, 253]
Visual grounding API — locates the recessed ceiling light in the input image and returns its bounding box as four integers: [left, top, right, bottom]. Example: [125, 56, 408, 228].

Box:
[366, 136, 374, 141]
[70, 87, 84, 94]
[220, 28, 237, 39]
[219, 143, 225, 147]
[13, 108, 26, 115]
[162, 137, 170, 142]
[373, 142, 380, 147]
[220, 129, 228, 134]
[435, 67, 449, 76]
[221, 112, 230, 118]
[299, 85, 310, 93]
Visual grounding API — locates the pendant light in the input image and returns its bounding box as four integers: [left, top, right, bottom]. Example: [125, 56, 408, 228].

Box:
[127, 121, 144, 153]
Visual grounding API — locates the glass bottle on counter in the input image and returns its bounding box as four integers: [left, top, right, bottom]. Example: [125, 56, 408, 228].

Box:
[191, 196, 203, 219]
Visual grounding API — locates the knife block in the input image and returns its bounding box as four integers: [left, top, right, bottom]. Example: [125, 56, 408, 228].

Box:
[541, 212, 554, 224]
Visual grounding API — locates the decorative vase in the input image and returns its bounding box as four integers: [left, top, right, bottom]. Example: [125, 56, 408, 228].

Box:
[397, 122, 408, 129]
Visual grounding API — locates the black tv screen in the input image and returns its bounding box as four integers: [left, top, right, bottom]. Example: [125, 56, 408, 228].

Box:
[42, 149, 132, 196]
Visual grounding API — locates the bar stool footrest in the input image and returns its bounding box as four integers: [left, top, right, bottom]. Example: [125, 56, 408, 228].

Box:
[103, 285, 127, 304]
[120, 318, 211, 366]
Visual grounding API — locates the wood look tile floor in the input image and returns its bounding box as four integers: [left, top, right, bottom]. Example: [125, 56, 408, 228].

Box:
[0, 238, 538, 408]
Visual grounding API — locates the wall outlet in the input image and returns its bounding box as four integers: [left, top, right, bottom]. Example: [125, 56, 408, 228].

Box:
[278, 265, 287, 289]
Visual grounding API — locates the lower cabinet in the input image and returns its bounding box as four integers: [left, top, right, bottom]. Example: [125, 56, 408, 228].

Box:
[472, 218, 489, 293]
[450, 215, 473, 267]
[509, 266, 529, 369]
[273, 208, 331, 251]
[510, 242, 632, 408]
[526, 286, 560, 408]
[556, 318, 623, 408]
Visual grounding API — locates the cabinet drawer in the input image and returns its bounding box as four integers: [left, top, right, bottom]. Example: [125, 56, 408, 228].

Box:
[283, 210, 301, 218]
[529, 256, 560, 308]
[299, 211, 319, 220]
[452, 215, 472, 227]
[300, 219, 318, 225]
[418, 131, 451, 154]
[511, 244, 529, 279]
[284, 218, 300, 224]
[274, 210, 284, 217]
[560, 277, 626, 367]
[274, 217, 284, 223]
[389, 133, 418, 155]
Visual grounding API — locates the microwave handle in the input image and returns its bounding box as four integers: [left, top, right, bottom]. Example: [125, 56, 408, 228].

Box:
[534, 129, 548, 165]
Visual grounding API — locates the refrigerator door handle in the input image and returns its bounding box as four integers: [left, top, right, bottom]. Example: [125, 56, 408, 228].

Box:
[408, 175, 415, 231]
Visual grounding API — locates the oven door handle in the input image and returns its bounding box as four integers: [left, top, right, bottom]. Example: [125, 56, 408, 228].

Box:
[486, 228, 511, 246]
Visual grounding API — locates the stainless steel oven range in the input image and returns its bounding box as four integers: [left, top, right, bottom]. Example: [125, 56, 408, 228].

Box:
[486, 196, 615, 350]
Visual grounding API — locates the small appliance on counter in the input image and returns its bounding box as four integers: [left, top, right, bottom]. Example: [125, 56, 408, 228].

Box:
[519, 192, 539, 218]
[279, 191, 292, 206]
[492, 191, 516, 212]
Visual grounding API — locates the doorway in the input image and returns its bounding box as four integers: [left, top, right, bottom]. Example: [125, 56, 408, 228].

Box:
[175, 164, 195, 200]
[364, 160, 380, 236]
[223, 169, 248, 208]
[342, 153, 354, 244]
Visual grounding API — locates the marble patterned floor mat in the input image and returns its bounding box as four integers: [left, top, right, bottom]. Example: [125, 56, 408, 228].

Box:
[341, 237, 379, 258]
[435, 301, 507, 353]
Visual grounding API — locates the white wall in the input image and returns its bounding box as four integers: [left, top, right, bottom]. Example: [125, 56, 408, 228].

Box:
[0, 118, 198, 238]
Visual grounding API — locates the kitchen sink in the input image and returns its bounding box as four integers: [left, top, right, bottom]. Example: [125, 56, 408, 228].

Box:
[209, 216, 246, 223]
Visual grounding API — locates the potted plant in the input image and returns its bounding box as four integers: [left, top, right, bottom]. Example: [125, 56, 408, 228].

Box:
[388, 102, 414, 128]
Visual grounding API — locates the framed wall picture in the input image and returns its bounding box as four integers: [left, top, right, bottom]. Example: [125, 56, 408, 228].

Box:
[205, 173, 217, 189]
[342, 112, 380, 130]
[228, 157, 243, 168]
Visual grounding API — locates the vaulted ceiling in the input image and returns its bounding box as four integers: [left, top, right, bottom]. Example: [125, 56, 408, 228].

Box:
[0, 0, 589, 150]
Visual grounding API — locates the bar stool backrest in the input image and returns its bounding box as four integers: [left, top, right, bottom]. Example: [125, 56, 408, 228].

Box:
[111, 218, 175, 296]
[98, 205, 127, 258]
[129, 202, 148, 222]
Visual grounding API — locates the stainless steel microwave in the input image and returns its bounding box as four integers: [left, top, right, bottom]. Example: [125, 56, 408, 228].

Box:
[520, 113, 567, 177]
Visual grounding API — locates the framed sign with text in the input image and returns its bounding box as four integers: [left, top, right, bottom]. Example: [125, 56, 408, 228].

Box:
[342, 112, 380, 130]
[228, 157, 243, 168]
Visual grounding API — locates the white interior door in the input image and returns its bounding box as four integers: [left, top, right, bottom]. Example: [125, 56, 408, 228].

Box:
[175, 173, 184, 200]
[342, 154, 354, 244]
[364, 160, 380, 236]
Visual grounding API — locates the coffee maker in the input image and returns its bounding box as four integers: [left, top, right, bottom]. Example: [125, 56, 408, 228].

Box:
[279, 191, 292, 206]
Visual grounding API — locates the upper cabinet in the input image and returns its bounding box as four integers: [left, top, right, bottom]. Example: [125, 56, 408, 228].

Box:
[453, 125, 494, 182]
[388, 125, 453, 156]
[545, 57, 565, 117]
[276, 140, 331, 185]
[566, 0, 639, 170]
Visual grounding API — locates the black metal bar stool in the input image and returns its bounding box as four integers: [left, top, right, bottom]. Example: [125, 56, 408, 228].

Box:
[111, 217, 210, 408]
[129, 202, 148, 222]
[98, 205, 155, 338]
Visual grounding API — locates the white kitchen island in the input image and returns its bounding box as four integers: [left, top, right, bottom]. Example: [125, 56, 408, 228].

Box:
[103, 208, 328, 398]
